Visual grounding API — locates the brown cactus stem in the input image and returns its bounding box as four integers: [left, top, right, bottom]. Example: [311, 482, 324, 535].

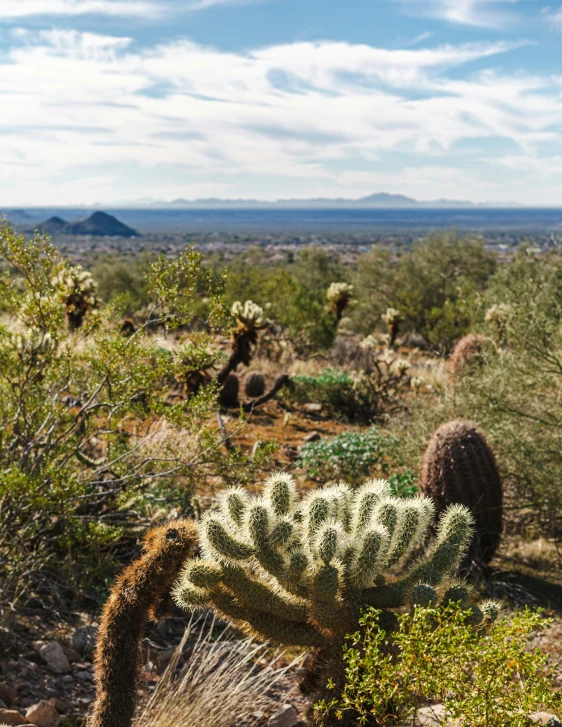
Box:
[241, 375, 291, 412]
[91, 519, 197, 727]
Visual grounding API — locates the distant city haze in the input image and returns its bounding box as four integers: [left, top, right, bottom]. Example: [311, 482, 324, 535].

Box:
[1, 0, 562, 205]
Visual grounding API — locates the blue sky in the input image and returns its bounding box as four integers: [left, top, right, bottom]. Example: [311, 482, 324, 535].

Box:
[1, 0, 561, 205]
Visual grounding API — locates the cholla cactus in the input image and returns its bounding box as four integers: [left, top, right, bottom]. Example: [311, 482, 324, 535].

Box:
[326, 282, 353, 322]
[174, 473, 497, 725]
[231, 300, 266, 331]
[359, 334, 377, 351]
[410, 376, 425, 393]
[485, 303, 511, 345]
[381, 307, 403, 347]
[218, 301, 268, 385]
[395, 358, 410, 376]
[52, 264, 100, 330]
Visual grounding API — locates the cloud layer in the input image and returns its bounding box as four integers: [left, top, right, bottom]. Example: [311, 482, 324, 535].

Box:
[1, 29, 561, 204]
[0, 0, 162, 18]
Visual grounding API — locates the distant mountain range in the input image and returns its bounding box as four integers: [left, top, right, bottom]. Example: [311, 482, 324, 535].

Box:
[108, 192, 520, 209]
[34, 211, 140, 238]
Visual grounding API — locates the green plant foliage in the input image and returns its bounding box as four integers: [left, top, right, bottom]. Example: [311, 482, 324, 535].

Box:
[289, 369, 356, 418]
[0, 223, 272, 608]
[297, 428, 402, 485]
[318, 604, 562, 726]
[351, 233, 497, 352]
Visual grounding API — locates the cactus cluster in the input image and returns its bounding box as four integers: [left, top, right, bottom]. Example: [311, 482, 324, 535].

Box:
[217, 301, 268, 391]
[174, 473, 497, 725]
[326, 282, 354, 322]
[52, 264, 100, 330]
[381, 307, 403, 347]
[450, 333, 496, 377]
[421, 420, 503, 570]
[231, 300, 266, 332]
[174, 474, 491, 640]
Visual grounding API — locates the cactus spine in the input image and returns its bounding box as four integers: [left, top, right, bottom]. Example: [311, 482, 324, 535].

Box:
[450, 334, 496, 377]
[244, 370, 266, 399]
[421, 420, 503, 570]
[91, 519, 198, 727]
[174, 472, 498, 726]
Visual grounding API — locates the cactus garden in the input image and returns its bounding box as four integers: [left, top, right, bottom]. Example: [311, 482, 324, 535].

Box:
[1, 225, 561, 727]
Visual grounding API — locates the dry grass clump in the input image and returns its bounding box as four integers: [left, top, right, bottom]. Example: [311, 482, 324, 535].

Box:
[134, 617, 303, 727]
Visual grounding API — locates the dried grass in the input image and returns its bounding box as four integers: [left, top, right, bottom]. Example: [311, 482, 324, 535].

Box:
[134, 616, 303, 727]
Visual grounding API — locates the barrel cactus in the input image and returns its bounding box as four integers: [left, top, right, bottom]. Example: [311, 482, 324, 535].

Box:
[326, 282, 353, 322]
[174, 472, 497, 726]
[381, 307, 402, 347]
[244, 370, 266, 399]
[421, 420, 503, 570]
[52, 264, 100, 330]
[450, 334, 496, 377]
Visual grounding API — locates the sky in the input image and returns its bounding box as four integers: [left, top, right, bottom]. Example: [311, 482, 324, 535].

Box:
[0, 0, 561, 205]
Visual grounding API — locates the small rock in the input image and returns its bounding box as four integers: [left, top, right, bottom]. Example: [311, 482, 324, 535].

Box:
[303, 431, 320, 444]
[267, 704, 299, 727]
[47, 698, 67, 714]
[303, 403, 322, 414]
[71, 626, 98, 658]
[60, 647, 81, 664]
[0, 683, 17, 708]
[74, 671, 93, 683]
[25, 700, 61, 727]
[416, 705, 447, 726]
[529, 713, 561, 726]
[61, 676, 73, 684]
[0, 708, 29, 725]
[31, 643, 70, 674]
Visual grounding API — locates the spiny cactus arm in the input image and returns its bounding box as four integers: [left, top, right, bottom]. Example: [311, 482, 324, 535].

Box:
[220, 564, 310, 622]
[220, 486, 250, 527]
[385, 498, 434, 569]
[247, 503, 286, 577]
[91, 519, 198, 727]
[351, 479, 391, 533]
[200, 514, 255, 563]
[408, 504, 474, 586]
[212, 586, 327, 647]
[264, 472, 297, 517]
[346, 526, 389, 589]
[310, 563, 346, 631]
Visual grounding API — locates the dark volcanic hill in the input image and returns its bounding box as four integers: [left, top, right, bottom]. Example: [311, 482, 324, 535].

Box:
[36, 216, 68, 235]
[35, 211, 140, 238]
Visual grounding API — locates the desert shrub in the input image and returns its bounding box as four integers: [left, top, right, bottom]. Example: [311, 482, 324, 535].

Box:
[352, 233, 497, 352]
[289, 369, 356, 417]
[92, 253, 154, 315]
[0, 224, 272, 610]
[450, 251, 562, 537]
[318, 603, 562, 726]
[297, 428, 401, 485]
[289, 356, 410, 424]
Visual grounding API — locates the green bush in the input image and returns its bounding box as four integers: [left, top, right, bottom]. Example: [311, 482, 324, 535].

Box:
[352, 232, 497, 352]
[318, 603, 562, 726]
[0, 224, 272, 609]
[297, 428, 410, 487]
[289, 369, 356, 417]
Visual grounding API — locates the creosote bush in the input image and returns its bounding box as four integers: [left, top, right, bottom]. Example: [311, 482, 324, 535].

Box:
[174, 471, 497, 726]
[319, 603, 562, 726]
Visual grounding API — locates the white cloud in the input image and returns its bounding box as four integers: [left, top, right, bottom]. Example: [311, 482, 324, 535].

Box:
[0, 0, 163, 18]
[396, 0, 524, 28]
[187, 0, 265, 9]
[0, 30, 561, 204]
[543, 6, 562, 28]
